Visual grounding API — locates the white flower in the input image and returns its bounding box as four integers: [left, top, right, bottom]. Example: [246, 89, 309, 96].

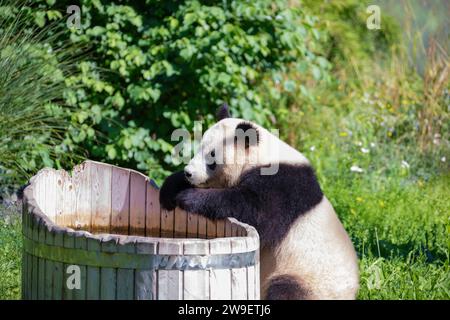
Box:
[401, 160, 410, 169]
[361, 147, 370, 154]
[350, 165, 364, 173]
[356, 141, 363, 146]
[370, 142, 376, 148]
[433, 133, 441, 145]
[441, 157, 446, 163]
[310, 146, 316, 152]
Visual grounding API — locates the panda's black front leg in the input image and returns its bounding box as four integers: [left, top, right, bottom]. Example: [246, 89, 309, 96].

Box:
[175, 187, 258, 221]
[159, 171, 193, 211]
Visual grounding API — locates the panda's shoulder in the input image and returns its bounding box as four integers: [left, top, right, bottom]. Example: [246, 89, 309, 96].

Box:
[239, 163, 320, 188]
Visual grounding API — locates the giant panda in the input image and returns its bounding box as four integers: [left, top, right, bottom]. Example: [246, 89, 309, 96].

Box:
[159, 104, 359, 300]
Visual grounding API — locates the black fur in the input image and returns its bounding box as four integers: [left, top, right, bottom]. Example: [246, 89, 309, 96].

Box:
[216, 103, 231, 120]
[159, 171, 193, 211]
[235, 121, 259, 148]
[174, 163, 323, 246]
[265, 275, 311, 300]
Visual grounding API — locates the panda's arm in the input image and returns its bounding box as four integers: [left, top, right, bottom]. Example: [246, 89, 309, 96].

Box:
[159, 171, 193, 211]
[174, 185, 260, 221]
[175, 164, 324, 227]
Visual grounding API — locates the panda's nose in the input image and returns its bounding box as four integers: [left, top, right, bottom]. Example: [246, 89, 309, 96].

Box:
[184, 170, 192, 178]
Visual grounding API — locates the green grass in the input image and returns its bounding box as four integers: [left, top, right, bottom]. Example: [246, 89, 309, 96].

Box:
[335, 175, 450, 299]
[0, 204, 22, 300]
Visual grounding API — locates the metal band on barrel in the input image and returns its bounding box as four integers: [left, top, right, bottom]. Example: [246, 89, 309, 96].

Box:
[23, 237, 256, 270]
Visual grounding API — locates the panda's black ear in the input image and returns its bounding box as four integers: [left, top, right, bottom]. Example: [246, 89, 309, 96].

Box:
[235, 121, 259, 148]
[216, 103, 231, 121]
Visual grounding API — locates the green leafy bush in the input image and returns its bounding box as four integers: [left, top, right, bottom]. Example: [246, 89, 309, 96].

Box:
[22, 0, 330, 182]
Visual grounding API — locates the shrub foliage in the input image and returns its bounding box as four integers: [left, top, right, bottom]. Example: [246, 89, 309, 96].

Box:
[18, 0, 330, 181]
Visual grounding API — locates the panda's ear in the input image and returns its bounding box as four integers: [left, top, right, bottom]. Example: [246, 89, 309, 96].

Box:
[235, 122, 259, 148]
[216, 103, 231, 121]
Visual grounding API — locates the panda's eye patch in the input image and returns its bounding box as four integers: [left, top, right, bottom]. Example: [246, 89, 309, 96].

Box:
[207, 161, 217, 171]
[207, 150, 216, 171]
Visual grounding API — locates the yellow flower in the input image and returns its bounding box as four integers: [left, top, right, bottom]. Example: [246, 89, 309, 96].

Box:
[339, 132, 348, 137]
[356, 197, 364, 203]
[379, 200, 385, 208]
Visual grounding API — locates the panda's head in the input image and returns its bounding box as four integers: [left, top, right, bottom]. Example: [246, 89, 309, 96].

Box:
[184, 104, 264, 188]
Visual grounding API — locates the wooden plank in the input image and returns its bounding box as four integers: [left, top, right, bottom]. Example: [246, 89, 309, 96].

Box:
[231, 221, 239, 237]
[86, 238, 101, 299]
[100, 238, 117, 300]
[246, 265, 256, 300]
[31, 216, 39, 300]
[73, 233, 87, 300]
[245, 237, 257, 300]
[210, 238, 232, 300]
[207, 218, 217, 239]
[73, 162, 92, 231]
[129, 172, 146, 236]
[22, 208, 30, 299]
[135, 241, 157, 300]
[216, 219, 225, 238]
[37, 222, 46, 299]
[183, 240, 210, 300]
[44, 227, 54, 300]
[225, 219, 233, 237]
[22, 206, 29, 299]
[174, 208, 187, 238]
[186, 212, 198, 238]
[231, 238, 248, 300]
[38, 169, 57, 222]
[160, 209, 174, 238]
[157, 241, 183, 300]
[62, 171, 77, 228]
[33, 172, 44, 218]
[54, 170, 65, 227]
[63, 232, 76, 300]
[198, 215, 207, 239]
[33, 172, 45, 219]
[22, 203, 29, 238]
[251, 234, 261, 300]
[145, 181, 160, 237]
[111, 167, 130, 235]
[24, 208, 32, 300]
[41, 170, 57, 222]
[116, 238, 135, 300]
[52, 230, 64, 300]
[91, 163, 112, 233]
[255, 259, 260, 300]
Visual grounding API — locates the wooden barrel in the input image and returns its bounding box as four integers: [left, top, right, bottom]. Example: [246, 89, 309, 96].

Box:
[22, 160, 260, 300]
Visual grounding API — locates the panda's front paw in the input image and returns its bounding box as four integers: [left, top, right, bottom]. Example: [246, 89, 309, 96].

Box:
[175, 189, 203, 213]
[159, 171, 192, 211]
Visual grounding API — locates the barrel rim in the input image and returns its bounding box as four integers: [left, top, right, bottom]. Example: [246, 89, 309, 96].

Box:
[23, 160, 260, 252]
